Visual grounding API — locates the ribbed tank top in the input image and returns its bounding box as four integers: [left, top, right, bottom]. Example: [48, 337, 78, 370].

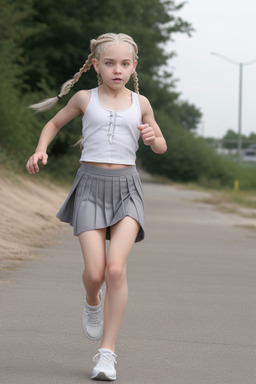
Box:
[80, 88, 142, 165]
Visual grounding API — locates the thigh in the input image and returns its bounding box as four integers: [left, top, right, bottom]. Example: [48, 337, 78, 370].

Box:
[108, 217, 140, 265]
[79, 229, 107, 273]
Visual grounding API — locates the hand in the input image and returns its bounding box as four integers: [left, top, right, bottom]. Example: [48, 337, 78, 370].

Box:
[138, 124, 156, 146]
[26, 151, 48, 174]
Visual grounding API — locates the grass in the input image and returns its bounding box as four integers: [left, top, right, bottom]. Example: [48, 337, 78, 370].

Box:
[200, 189, 256, 209]
[181, 183, 256, 219]
[149, 169, 256, 215]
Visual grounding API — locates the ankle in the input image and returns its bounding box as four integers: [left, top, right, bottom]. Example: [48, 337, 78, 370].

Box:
[86, 290, 102, 306]
[86, 296, 100, 306]
[100, 344, 115, 353]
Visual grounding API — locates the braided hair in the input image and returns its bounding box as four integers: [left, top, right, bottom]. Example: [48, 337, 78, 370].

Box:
[29, 33, 139, 112]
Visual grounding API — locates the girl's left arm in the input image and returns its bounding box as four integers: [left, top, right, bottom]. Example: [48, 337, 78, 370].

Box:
[138, 95, 167, 154]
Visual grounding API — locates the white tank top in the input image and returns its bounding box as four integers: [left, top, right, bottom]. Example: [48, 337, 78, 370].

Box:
[80, 88, 142, 165]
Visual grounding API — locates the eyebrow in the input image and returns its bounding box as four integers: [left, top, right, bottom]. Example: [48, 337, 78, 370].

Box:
[103, 58, 132, 62]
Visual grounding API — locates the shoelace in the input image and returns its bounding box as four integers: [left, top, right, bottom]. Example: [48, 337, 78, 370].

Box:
[93, 351, 117, 368]
[84, 307, 101, 325]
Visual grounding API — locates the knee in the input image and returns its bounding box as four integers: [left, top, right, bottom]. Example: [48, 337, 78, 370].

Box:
[83, 269, 104, 286]
[105, 263, 126, 287]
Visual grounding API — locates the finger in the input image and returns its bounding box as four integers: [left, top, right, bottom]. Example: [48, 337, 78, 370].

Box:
[138, 124, 149, 131]
[143, 132, 155, 140]
[26, 162, 32, 174]
[41, 153, 48, 165]
[29, 160, 39, 173]
[30, 155, 40, 173]
[145, 136, 156, 142]
[26, 162, 36, 174]
[141, 128, 154, 136]
[141, 129, 155, 139]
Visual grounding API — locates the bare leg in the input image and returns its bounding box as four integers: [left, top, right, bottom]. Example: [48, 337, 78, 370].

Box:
[100, 217, 140, 351]
[79, 229, 106, 306]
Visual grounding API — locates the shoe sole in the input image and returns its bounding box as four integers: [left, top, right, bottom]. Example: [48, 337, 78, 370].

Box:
[91, 372, 116, 381]
[84, 328, 103, 341]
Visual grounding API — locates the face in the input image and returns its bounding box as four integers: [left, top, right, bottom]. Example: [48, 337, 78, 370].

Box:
[93, 43, 137, 89]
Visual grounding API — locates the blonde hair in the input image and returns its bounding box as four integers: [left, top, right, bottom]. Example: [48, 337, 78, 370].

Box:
[29, 33, 139, 112]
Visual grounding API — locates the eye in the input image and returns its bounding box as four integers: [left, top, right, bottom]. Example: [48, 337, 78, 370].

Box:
[105, 61, 113, 66]
[123, 62, 130, 67]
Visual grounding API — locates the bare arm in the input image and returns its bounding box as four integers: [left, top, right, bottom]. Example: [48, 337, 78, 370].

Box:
[138, 95, 167, 154]
[26, 91, 90, 174]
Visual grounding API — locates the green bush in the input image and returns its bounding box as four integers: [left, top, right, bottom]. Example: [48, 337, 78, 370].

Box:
[138, 112, 256, 189]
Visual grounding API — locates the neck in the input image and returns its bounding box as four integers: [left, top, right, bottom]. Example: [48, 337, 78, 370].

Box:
[98, 85, 130, 98]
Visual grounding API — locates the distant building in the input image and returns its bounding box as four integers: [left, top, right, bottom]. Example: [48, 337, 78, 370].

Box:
[215, 143, 256, 162]
[215, 147, 237, 156]
[243, 144, 256, 162]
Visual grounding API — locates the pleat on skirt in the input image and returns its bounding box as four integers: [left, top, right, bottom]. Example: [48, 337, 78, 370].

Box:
[56, 163, 145, 242]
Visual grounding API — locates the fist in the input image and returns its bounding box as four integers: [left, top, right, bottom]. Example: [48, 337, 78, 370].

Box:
[138, 124, 156, 146]
[26, 152, 48, 174]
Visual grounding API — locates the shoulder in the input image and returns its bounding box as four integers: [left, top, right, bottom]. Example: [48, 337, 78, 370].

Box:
[71, 89, 92, 106]
[137, 94, 154, 116]
[68, 89, 92, 114]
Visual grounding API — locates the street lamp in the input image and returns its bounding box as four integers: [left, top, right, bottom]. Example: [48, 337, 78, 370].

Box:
[211, 52, 256, 163]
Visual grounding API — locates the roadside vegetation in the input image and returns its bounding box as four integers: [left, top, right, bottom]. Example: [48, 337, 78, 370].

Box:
[1, 0, 256, 193]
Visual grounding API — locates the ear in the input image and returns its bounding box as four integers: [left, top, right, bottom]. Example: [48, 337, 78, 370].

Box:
[92, 58, 100, 74]
[132, 60, 138, 74]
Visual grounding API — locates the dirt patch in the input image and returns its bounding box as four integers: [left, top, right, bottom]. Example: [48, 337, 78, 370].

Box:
[0, 173, 69, 270]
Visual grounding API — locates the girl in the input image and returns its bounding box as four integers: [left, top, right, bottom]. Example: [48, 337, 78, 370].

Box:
[26, 33, 167, 381]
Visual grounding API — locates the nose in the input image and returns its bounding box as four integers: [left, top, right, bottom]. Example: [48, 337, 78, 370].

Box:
[114, 64, 122, 73]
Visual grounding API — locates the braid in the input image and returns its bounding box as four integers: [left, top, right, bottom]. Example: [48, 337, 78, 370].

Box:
[29, 53, 94, 112]
[29, 33, 140, 112]
[58, 52, 94, 98]
[97, 73, 103, 86]
[132, 71, 139, 94]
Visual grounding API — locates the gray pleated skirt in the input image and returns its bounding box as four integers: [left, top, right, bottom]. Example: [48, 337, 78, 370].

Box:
[56, 163, 145, 242]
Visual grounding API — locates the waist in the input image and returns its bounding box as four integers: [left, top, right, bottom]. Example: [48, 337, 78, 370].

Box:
[79, 162, 138, 177]
[82, 161, 131, 169]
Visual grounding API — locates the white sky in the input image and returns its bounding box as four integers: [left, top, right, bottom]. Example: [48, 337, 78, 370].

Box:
[168, 0, 256, 138]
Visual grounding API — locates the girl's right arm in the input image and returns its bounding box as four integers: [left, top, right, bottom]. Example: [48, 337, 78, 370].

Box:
[26, 90, 90, 174]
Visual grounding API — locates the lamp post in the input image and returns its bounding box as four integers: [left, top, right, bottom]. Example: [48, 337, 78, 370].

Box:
[211, 52, 256, 163]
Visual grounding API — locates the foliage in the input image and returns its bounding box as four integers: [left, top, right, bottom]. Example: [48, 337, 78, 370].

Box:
[222, 129, 256, 149]
[0, 0, 201, 174]
[22, 0, 193, 92]
[138, 112, 236, 185]
[0, 0, 42, 162]
[2, 0, 255, 190]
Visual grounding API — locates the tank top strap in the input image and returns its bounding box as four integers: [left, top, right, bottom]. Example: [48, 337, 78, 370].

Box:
[90, 87, 98, 103]
[132, 92, 140, 110]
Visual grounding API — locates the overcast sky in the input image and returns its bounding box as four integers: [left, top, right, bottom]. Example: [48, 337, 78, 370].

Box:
[168, 0, 256, 138]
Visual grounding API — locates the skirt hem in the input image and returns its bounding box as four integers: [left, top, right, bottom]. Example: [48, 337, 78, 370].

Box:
[56, 163, 145, 243]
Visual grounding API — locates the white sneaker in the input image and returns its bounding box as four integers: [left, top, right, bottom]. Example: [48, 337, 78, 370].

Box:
[82, 290, 103, 340]
[91, 349, 117, 381]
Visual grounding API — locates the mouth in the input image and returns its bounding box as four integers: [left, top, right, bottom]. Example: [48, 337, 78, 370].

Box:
[113, 78, 122, 81]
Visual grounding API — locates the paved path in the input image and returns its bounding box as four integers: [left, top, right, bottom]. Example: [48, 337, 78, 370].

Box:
[1, 183, 256, 384]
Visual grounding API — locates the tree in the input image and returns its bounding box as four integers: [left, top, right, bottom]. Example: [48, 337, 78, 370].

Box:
[20, 0, 200, 166]
[222, 129, 252, 150]
[176, 101, 202, 131]
[22, 0, 193, 94]
[0, 0, 42, 161]
[222, 129, 238, 149]
[1, 0, 205, 181]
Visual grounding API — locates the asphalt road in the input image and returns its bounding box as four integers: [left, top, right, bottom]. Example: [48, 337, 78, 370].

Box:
[1, 182, 256, 384]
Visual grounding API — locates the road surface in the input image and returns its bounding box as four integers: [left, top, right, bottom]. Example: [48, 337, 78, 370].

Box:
[1, 183, 256, 383]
